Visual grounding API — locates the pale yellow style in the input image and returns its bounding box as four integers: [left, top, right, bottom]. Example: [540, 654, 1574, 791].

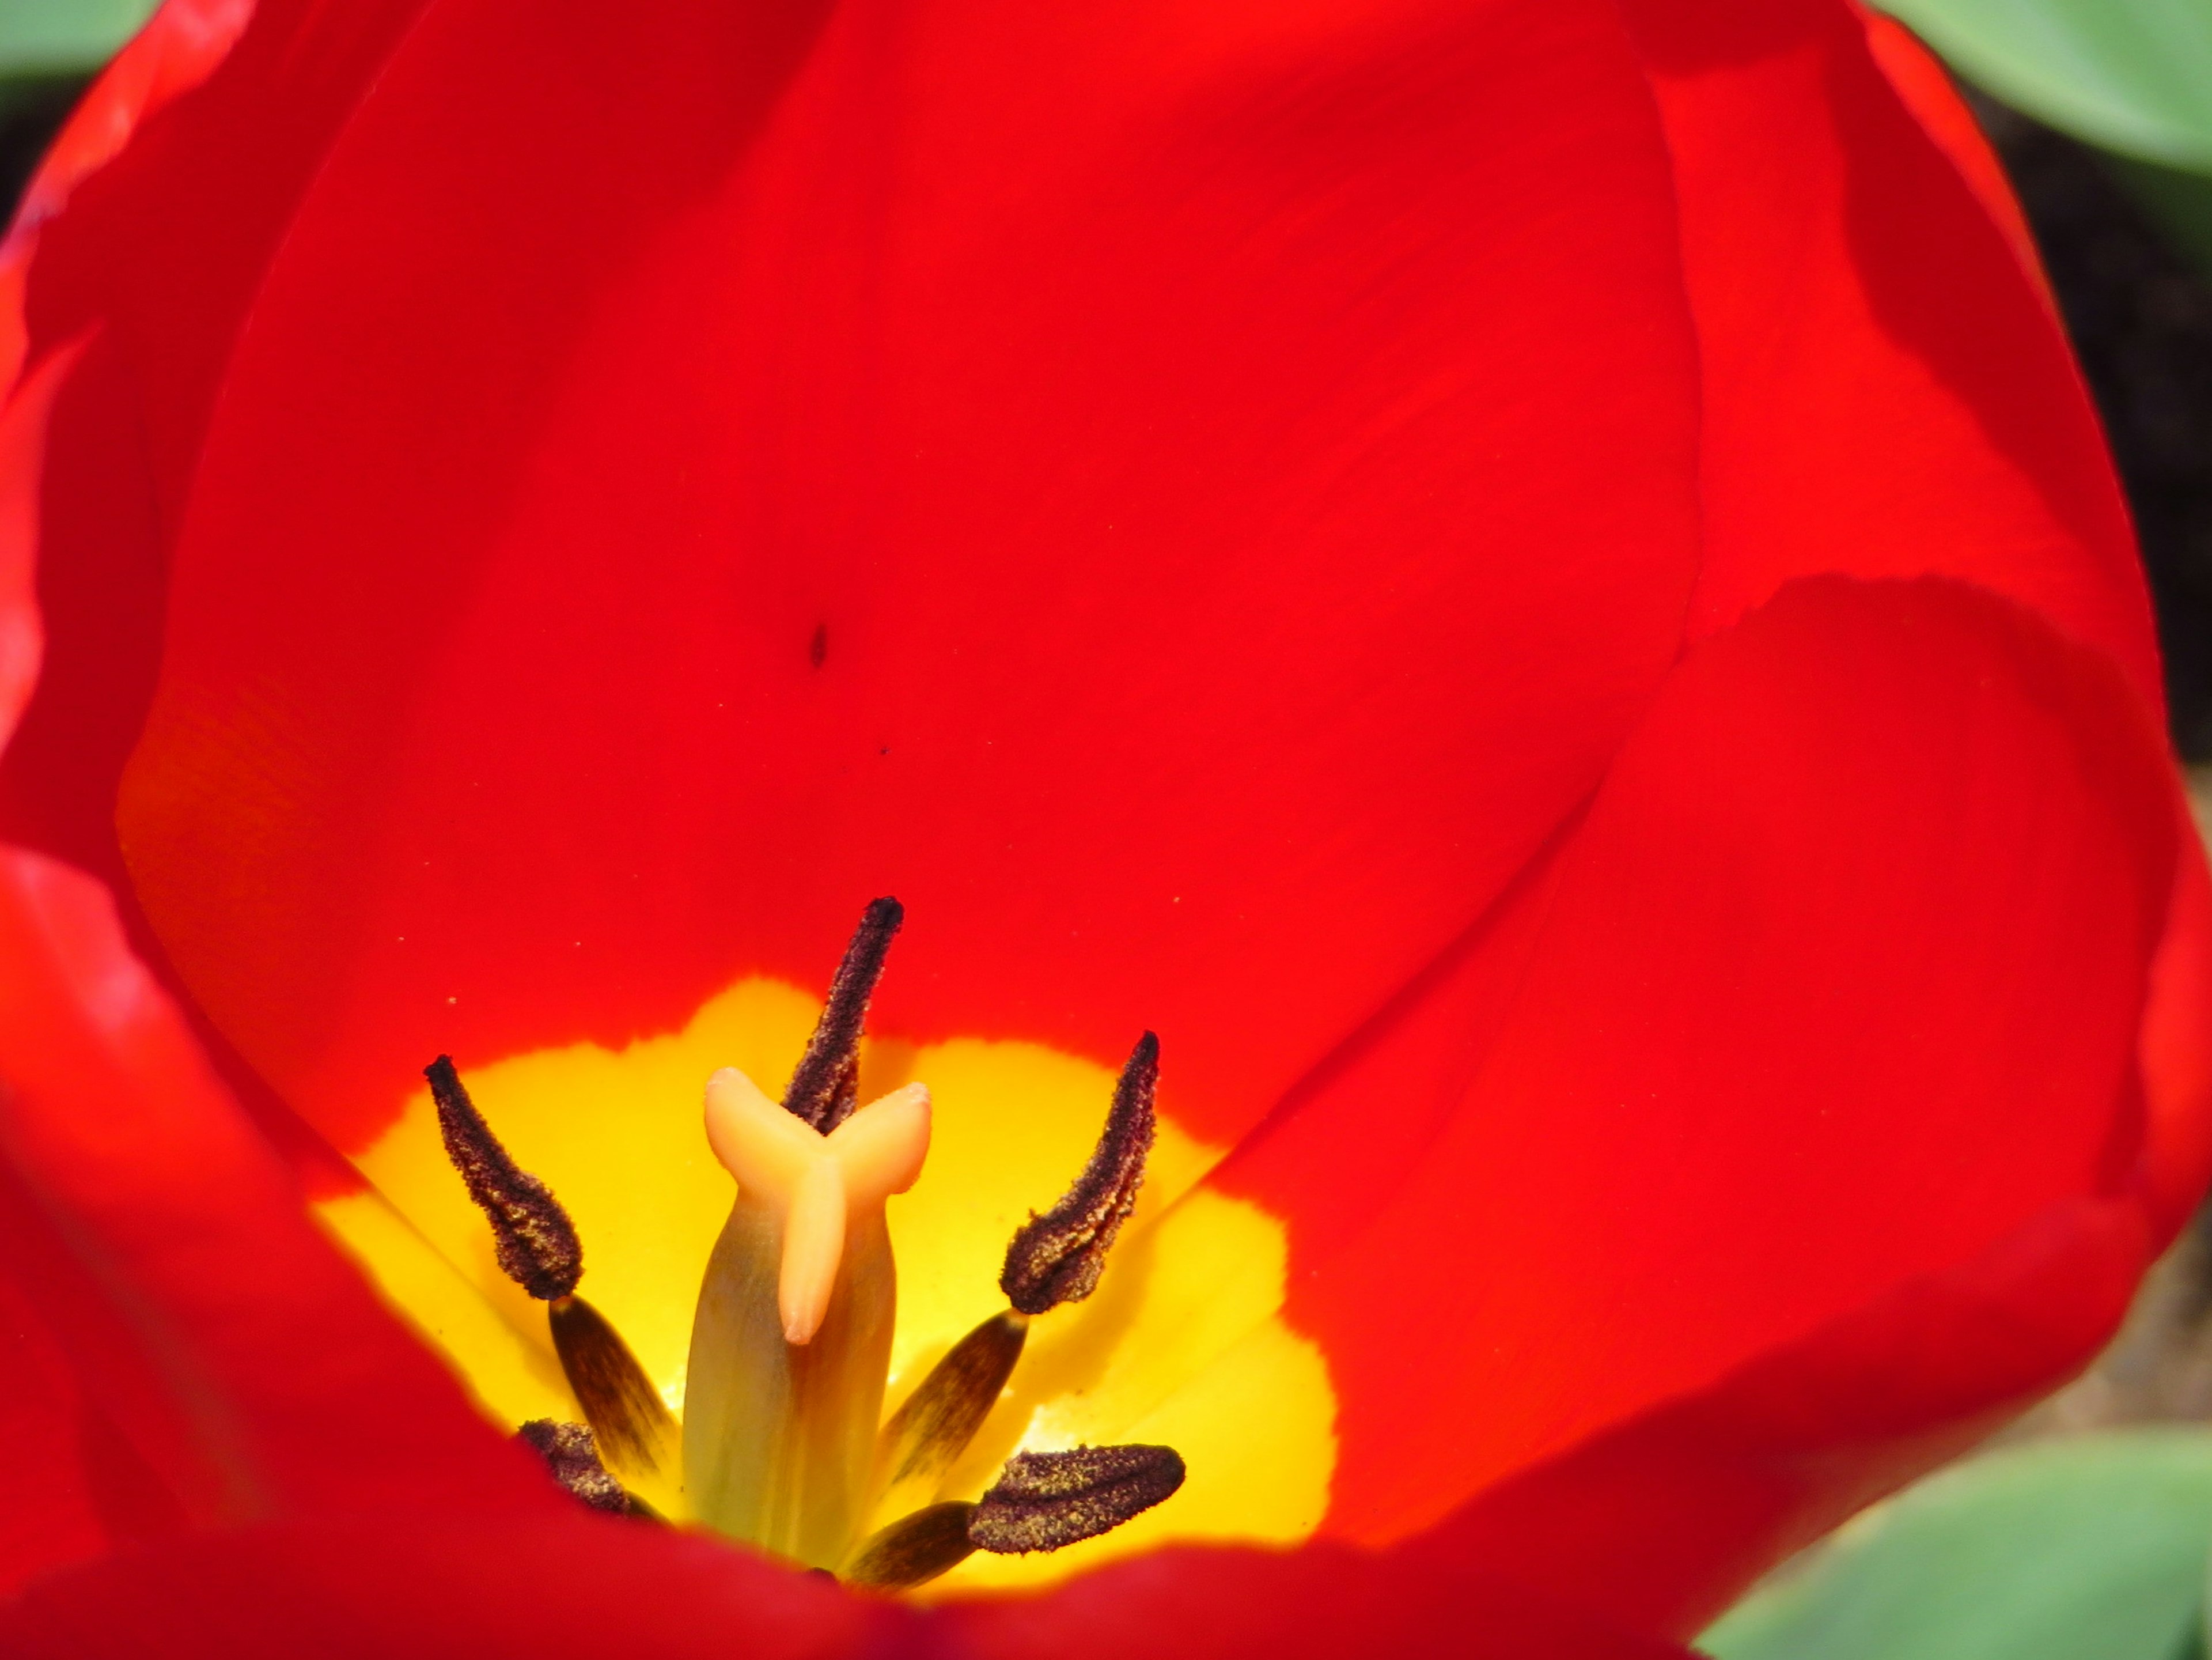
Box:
[314, 974, 1338, 1589]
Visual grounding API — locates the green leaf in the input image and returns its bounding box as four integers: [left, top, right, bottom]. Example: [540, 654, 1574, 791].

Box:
[0, 0, 157, 78]
[1873, 0, 2212, 172]
[1699, 1428, 2212, 1660]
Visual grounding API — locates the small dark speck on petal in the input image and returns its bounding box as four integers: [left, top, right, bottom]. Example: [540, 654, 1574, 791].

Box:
[809, 622, 828, 668]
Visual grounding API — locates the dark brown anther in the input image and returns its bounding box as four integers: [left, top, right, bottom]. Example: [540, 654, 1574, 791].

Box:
[428, 1057, 673, 1476]
[426, 1055, 581, 1300]
[517, 1419, 635, 1517]
[1000, 1032, 1157, 1315]
[548, 1294, 677, 1475]
[968, 1445, 1185, 1555]
[876, 1311, 1029, 1498]
[843, 1501, 980, 1590]
[783, 897, 903, 1132]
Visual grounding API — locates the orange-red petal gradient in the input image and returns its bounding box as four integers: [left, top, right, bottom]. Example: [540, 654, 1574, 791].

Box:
[0, 0, 2204, 1653]
[105, 0, 1699, 1155]
[0, 0, 434, 898]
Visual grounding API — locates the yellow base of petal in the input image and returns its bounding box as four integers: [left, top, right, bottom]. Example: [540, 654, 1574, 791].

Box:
[314, 974, 1339, 1583]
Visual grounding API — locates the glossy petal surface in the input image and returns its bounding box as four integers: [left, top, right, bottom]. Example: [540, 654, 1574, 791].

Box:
[0, 0, 2200, 1648]
[1217, 575, 2179, 1563]
[1624, 0, 2155, 696]
[113, 0, 1699, 1156]
[0, 844, 548, 1526]
[0, 1512, 1696, 1660]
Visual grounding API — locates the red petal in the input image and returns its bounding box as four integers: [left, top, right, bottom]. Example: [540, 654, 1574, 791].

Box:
[944, 1540, 1698, 1660]
[0, 1511, 1693, 1660]
[0, 0, 251, 390]
[1406, 1191, 2152, 1637]
[1, 0, 2194, 1639]
[0, 0, 430, 891]
[0, 1513, 893, 1660]
[1856, 12, 2045, 292]
[0, 1260, 116, 1594]
[1218, 575, 2180, 1576]
[0, 846, 548, 1525]
[1622, 0, 2161, 707]
[2138, 838, 2212, 1232]
[105, 0, 1700, 1151]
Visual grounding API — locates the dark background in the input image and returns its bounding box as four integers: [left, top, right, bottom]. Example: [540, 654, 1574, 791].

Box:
[0, 79, 88, 212]
[4, 80, 2210, 756]
[1971, 102, 2212, 762]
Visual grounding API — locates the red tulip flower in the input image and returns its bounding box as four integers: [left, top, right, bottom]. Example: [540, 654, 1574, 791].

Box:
[0, 0, 2205, 1653]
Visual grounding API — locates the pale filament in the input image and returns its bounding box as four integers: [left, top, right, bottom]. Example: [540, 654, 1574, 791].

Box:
[703, 1068, 932, 1344]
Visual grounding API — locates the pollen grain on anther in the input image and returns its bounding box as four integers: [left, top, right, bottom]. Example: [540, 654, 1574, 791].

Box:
[968, 1444, 1185, 1555]
[1000, 1031, 1158, 1315]
[425, 1054, 580, 1300]
[517, 1419, 652, 1519]
[783, 896, 903, 1132]
[428, 1055, 672, 1473]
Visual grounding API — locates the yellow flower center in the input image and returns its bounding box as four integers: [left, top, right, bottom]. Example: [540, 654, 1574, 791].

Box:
[313, 967, 1339, 1591]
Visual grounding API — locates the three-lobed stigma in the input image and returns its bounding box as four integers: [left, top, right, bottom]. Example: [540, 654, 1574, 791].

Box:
[701, 1067, 931, 1345]
[430, 898, 1185, 1587]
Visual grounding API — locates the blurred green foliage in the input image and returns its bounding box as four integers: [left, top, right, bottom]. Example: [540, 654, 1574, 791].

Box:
[1875, 0, 2212, 270]
[1876, 0, 2212, 171]
[0, 0, 154, 78]
[1700, 1430, 2212, 1660]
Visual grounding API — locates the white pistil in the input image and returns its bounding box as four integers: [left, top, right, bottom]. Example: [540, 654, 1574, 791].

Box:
[703, 1067, 931, 1344]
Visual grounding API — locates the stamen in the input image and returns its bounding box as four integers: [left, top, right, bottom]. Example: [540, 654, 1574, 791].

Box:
[684, 910, 930, 1565]
[547, 1294, 677, 1473]
[847, 1442, 1187, 1586]
[967, 1445, 1186, 1555]
[1000, 1033, 1158, 1315]
[783, 896, 903, 1132]
[844, 1501, 979, 1591]
[873, 1310, 1029, 1513]
[427, 1055, 672, 1472]
[516, 1419, 635, 1517]
[426, 1054, 580, 1300]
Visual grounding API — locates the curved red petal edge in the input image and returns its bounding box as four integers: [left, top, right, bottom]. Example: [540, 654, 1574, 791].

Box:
[1402, 1190, 2154, 1638]
[0, 843, 554, 1536]
[0, 340, 74, 742]
[938, 1541, 1698, 1660]
[1624, 0, 2160, 706]
[1215, 572, 2187, 1562]
[0, 0, 438, 900]
[0, 1514, 898, 1660]
[93, 0, 1702, 1159]
[1854, 10, 2047, 298]
[9, 0, 252, 247]
[0, 0, 2204, 1650]
[0, 0, 252, 391]
[0, 1514, 1698, 1660]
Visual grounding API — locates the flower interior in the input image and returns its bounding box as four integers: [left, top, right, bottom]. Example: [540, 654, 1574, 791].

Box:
[315, 899, 1339, 1592]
